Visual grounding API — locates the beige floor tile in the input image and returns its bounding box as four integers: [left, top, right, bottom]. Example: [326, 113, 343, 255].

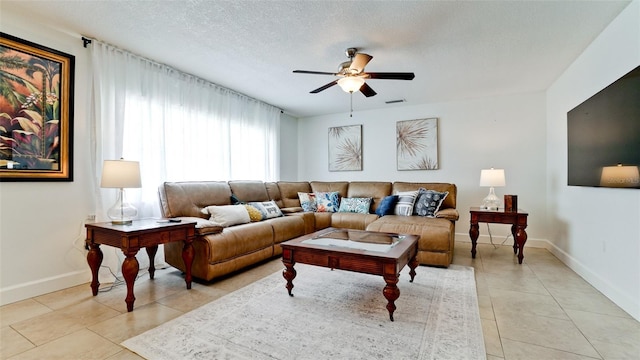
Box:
[88, 302, 183, 344]
[566, 309, 640, 358]
[548, 286, 633, 318]
[490, 288, 569, 320]
[10, 299, 121, 346]
[495, 312, 600, 358]
[156, 287, 224, 313]
[486, 355, 504, 360]
[478, 294, 495, 320]
[0, 299, 52, 326]
[483, 270, 550, 296]
[482, 318, 504, 358]
[33, 283, 94, 310]
[105, 349, 146, 359]
[7, 328, 122, 360]
[91, 276, 183, 312]
[501, 338, 602, 360]
[0, 326, 35, 358]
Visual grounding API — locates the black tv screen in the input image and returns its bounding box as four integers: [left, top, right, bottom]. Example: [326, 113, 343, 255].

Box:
[567, 65, 640, 189]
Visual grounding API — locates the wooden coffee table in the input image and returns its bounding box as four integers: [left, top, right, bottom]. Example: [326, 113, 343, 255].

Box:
[280, 227, 419, 321]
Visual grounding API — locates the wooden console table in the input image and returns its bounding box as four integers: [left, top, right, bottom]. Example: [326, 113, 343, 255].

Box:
[469, 207, 528, 264]
[85, 219, 196, 311]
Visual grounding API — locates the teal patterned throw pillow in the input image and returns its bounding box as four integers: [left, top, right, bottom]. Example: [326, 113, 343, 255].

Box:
[337, 197, 372, 214]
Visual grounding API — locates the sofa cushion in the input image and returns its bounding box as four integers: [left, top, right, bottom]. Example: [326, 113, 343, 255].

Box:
[244, 204, 265, 222]
[394, 190, 419, 216]
[277, 182, 312, 208]
[337, 197, 371, 214]
[249, 200, 283, 219]
[297, 192, 317, 212]
[315, 191, 340, 212]
[201, 205, 251, 227]
[392, 182, 457, 210]
[376, 195, 399, 216]
[228, 180, 270, 202]
[413, 188, 449, 217]
[159, 181, 232, 218]
[310, 181, 349, 198]
[346, 181, 392, 213]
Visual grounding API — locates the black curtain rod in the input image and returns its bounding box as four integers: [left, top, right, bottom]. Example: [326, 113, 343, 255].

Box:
[82, 37, 92, 48]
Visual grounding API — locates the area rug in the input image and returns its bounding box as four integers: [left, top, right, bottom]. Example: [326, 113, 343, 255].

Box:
[122, 264, 485, 360]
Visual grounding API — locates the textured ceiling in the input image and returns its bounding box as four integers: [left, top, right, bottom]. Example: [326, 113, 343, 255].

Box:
[3, 0, 631, 118]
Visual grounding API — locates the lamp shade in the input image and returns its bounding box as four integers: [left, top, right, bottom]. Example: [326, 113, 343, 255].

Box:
[100, 160, 141, 189]
[337, 76, 365, 93]
[479, 168, 506, 187]
[600, 164, 640, 188]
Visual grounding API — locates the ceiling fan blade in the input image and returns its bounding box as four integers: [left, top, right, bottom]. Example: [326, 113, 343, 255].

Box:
[359, 82, 377, 97]
[293, 70, 338, 76]
[366, 72, 415, 80]
[349, 53, 373, 73]
[310, 80, 338, 93]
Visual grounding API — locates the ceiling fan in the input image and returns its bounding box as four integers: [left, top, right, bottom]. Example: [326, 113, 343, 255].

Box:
[293, 47, 415, 97]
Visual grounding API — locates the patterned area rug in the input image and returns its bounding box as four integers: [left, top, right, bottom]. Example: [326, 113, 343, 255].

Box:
[122, 264, 485, 360]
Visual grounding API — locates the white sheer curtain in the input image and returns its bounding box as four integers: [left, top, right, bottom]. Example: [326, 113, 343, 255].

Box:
[89, 39, 280, 276]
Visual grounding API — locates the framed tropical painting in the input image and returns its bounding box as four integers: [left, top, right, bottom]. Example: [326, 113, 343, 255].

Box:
[328, 124, 362, 171]
[396, 118, 439, 170]
[0, 33, 75, 181]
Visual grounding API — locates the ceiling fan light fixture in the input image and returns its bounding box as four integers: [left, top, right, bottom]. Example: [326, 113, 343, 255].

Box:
[337, 76, 365, 93]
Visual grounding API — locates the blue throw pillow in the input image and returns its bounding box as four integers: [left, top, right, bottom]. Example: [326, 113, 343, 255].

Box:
[376, 195, 399, 216]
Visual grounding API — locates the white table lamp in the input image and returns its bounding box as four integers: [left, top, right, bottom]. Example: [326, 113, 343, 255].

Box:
[101, 159, 141, 225]
[480, 168, 505, 210]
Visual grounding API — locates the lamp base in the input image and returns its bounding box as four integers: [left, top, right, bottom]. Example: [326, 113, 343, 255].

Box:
[111, 219, 133, 225]
[481, 187, 501, 210]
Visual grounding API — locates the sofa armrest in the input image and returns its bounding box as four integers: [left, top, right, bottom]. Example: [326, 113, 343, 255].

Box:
[176, 217, 223, 235]
[435, 208, 459, 221]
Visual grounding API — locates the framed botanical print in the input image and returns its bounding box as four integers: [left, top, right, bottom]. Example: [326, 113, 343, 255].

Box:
[328, 124, 362, 171]
[0, 32, 75, 181]
[397, 118, 438, 170]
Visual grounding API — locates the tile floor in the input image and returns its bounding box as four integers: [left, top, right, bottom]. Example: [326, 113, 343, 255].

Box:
[1, 242, 638, 359]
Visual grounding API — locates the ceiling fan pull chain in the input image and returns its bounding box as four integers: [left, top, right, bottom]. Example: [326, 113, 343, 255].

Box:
[350, 92, 354, 117]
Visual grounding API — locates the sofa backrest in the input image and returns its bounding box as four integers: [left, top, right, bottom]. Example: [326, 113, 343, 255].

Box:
[159, 181, 232, 218]
[346, 181, 392, 213]
[309, 181, 349, 198]
[276, 182, 312, 208]
[228, 180, 270, 202]
[392, 182, 457, 209]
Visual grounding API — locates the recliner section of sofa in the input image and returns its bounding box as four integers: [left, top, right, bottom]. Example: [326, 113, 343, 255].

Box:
[159, 180, 458, 281]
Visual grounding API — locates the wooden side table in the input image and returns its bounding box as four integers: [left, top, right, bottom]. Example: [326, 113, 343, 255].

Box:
[469, 207, 529, 264]
[85, 219, 196, 311]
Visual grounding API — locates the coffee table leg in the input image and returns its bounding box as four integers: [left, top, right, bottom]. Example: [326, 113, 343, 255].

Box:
[383, 274, 400, 321]
[146, 245, 158, 279]
[86, 242, 103, 296]
[408, 255, 418, 283]
[283, 263, 297, 296]
[122, 251, 139, 312]
[182, 239, 195, 290]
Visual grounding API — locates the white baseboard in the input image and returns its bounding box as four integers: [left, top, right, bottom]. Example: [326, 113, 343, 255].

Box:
[544, 242, 639, 321]
[0, 270, 90, 306]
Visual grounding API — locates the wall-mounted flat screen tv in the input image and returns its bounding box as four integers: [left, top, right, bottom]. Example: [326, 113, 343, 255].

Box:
[567, 65, 640, 189]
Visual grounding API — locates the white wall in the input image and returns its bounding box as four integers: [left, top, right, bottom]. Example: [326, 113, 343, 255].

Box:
[0, 6, 95, 304]
[297, 92, 548, 243]
[546, 1, 640, 320]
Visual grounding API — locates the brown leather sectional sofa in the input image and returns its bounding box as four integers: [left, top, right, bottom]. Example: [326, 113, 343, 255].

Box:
[159, 180, 459, 281]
